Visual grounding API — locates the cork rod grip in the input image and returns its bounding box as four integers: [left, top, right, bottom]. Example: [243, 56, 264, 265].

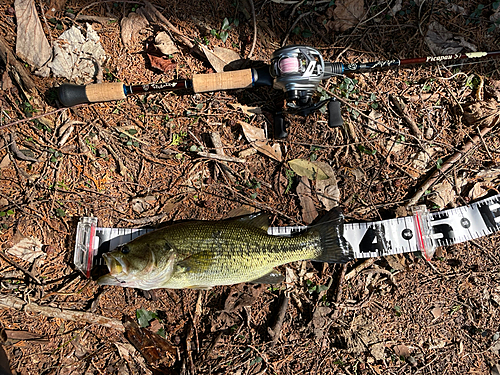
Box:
[58, 83, 127, 107]
[191, 69, 253, 93]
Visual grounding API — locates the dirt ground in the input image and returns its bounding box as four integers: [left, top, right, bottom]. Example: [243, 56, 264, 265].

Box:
[0, 0, 499, 374]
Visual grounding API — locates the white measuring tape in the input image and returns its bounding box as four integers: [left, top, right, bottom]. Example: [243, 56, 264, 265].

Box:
[74, 194, 500, 278]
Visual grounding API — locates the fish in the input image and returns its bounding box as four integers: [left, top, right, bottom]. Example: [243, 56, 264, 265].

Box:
[97, 209, 353, 290]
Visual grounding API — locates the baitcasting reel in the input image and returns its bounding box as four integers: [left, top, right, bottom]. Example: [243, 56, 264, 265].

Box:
[269, 45, 344, 138]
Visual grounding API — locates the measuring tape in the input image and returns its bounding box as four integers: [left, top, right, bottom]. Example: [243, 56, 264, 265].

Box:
[74, 194, 500, 278]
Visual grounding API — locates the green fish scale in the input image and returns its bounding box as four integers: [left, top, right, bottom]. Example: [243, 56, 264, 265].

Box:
[157, 220, 322, 288]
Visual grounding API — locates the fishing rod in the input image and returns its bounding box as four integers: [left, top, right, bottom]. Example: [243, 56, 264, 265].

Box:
[58, 46, 500, 137]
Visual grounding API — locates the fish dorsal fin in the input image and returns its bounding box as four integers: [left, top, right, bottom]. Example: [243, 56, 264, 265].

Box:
[249, 270, 284, 285]
[235, 212, 269, 231]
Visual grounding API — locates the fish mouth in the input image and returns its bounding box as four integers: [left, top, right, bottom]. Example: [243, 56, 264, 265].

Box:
[97, 253, 130, 286]
[102, 252, 128, 275]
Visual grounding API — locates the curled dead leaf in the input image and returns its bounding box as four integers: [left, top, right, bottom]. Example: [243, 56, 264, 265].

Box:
[120, 10, 149, 49]
[239, 120, 282, 162]
[148, 54, 176, 73]
[154, 31, 179, 55]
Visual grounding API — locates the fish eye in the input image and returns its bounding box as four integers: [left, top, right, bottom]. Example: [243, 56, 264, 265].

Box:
[121, 246, 130, 254]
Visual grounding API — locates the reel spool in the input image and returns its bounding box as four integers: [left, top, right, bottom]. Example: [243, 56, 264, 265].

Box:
[270, 46, 344, 137]
[270, 45, 328, 108]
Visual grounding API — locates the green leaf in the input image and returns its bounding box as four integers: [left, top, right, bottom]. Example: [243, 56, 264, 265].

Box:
[0, 212, 6, 217]
[157, 328, 166, 338]
[127, 129, 138, 135]
[136, 309, 157, 327]
[190, 145, 198, 152]
[6, 210, 14, 216]
[222, 18, 231, 31]
[55, 208, 66, 217]
[288, 159, 329, 180]
[436, 158, 443, 169]
[220, 31, 229, 43]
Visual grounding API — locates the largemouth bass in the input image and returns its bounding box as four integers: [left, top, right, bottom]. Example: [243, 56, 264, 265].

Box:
[97, 210, 353, 290]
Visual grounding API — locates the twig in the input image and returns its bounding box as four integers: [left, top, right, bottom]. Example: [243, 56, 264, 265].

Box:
[0, 106, 75, 131]
[143, 1, 195, 50]
[282, 11, 311, 47]
[196, 151, 246, 163]
[389, 94, 422, 138]
[0, 34, 36, 93]
[246, 0, 257, 59]
[268, 293, 289, 347]
[0, 295, 124, 332]
[344, 258, 376, 281]
[0, 251, 42, 285]
[405, 125, 495, 207]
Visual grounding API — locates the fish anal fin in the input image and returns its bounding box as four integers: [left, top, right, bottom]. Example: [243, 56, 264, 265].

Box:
[249, 270, 284, 285]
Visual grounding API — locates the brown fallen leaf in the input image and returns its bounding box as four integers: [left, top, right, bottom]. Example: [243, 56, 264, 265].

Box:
[428, 179, 455, 208]
[154, 31, 179, 55]
[314, 161, 340, 210]
[15, 0, 51, 68]
[239, 120, 282, 162]
[297, 176, 318, 225]
[200, 45, 241, 73]
[394, 344, 410, 358]
[329, 0, 365, 32]
[120, 9, 149, 49]
[5, 235, 45, 263]
[148, 54, 177, 73]
[1, 70, 13, 91]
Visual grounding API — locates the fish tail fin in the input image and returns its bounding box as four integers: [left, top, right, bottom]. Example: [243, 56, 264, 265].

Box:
[312, 208, 354, 263]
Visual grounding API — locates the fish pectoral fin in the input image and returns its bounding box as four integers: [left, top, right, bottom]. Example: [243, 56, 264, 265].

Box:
[249, 270, 284, 285]
[176, 250, 214, 273]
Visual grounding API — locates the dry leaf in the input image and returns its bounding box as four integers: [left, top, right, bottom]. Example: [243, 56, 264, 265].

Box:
[120, 10, 149, 48]
[200, 45, 240, 73]
[297, 176, 318, 225]
[425, 21, 477, 55]
[428, 179, 455, 208]
[468, 182, 491, 200]
[393, 344, 410, 358]
[330, 0, 365, 32]
[148, 54, 176, 73]
[288, 159, 329, 181]
[154, 31, 179, 55]
[47, 24, 106, 84]
[431, 306, 442, 320]
[0, 154, 10, 169]
[314, 161, 340, 210]
[5, 236, 45, 263]
[14, 0, 51, 68]
[463, 99, 500, 127]
[239, 120, 282, 162]
[1, 71, 13, 91]
[229, 103, 262, 116]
